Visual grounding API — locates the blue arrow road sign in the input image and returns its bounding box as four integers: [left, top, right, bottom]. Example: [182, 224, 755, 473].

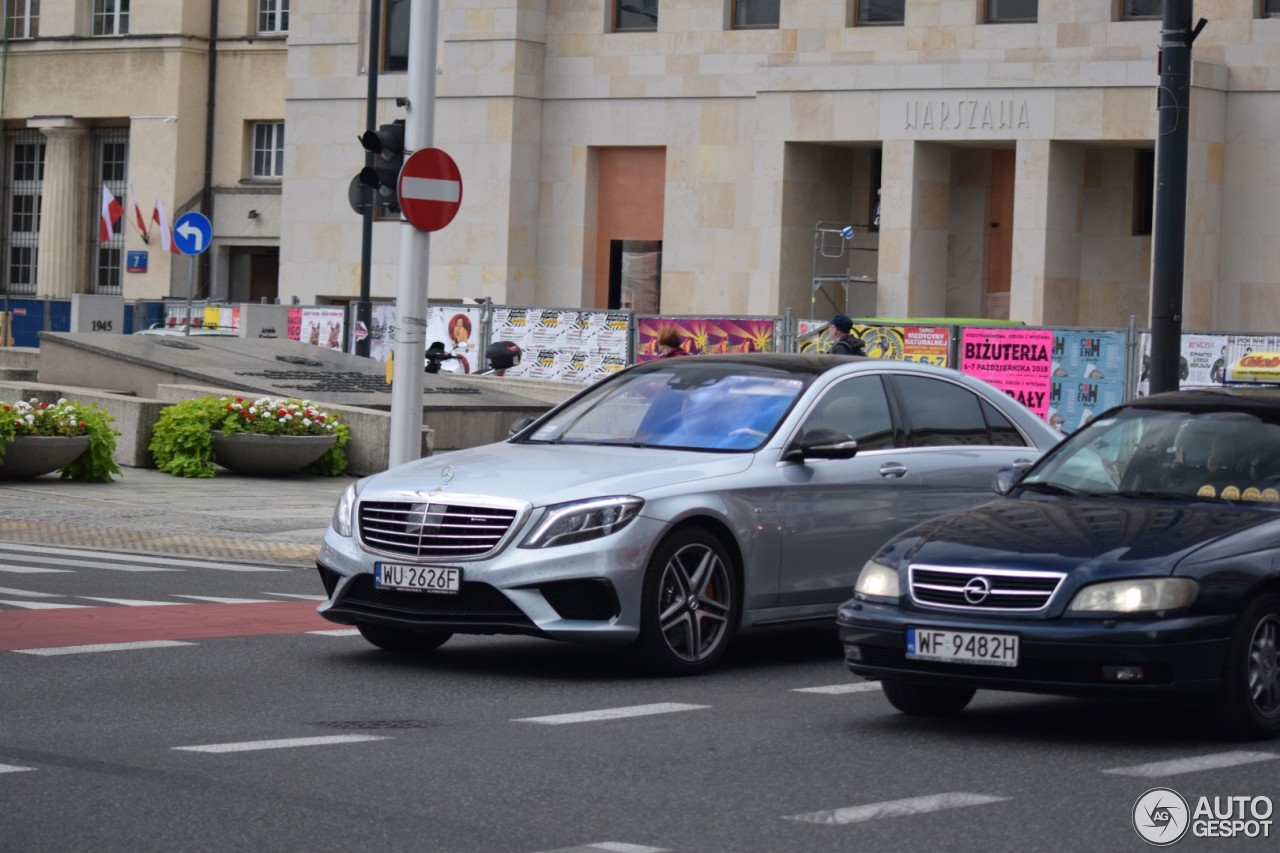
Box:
[173, 212, 212, 256]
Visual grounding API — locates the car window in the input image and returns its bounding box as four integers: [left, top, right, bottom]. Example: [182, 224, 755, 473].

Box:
[800, 375, 895, 450]
[894, 375, 995, 447]
[981, 399, 1028, 447]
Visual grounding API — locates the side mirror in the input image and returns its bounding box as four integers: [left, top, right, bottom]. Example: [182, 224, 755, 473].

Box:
[783, 427, 859, 462]
[508, 415, 536, 438]
[993, 467, 1025, 496]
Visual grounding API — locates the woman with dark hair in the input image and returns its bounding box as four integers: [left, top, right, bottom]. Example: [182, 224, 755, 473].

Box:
[656, 326, 688, 358]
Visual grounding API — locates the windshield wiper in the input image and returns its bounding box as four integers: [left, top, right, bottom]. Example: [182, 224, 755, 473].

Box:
[1018, 481, 1087, 496]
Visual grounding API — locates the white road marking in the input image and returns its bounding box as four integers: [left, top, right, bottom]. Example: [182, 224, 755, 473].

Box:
[307, 628, 361, 636]
[173, 735, 389, 754]
[0, 763, 35, 773]
[170, 595, 274, 604]
[15, 640, 196, 656]
[78, 597, 184, 607]
[0, 586, 61, 597]
[793, 682, 883, 695]
[1103, 751, 1279, 778]
[0, 600, 91, 610]
[0, 565, 73, 574]
[263, 593, 328, 601]
[531, 844, 671, 853]
[515, 703, 709, 725]
[0, 545, 289, 572]
[0, 553, 178, 572]
[786, 792, 1009, 825]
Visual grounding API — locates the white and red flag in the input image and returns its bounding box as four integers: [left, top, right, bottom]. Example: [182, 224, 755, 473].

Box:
[129, 184, 150, 242]
[152, 199, 181, 255]
[100, 184, 123, 243]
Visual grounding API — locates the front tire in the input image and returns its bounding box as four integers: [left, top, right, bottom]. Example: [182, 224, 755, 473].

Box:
[357, 623, 453, 654]
[881, 679, 976, 716]
[1211, 592, 1280, 740]
[634, 528, 738, 676]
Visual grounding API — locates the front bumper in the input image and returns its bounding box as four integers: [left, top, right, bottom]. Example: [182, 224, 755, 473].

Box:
[836, 599, 1235, 698]
[315, 515, 671, 645]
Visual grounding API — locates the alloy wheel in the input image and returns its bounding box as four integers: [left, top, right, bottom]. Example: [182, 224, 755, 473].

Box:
[656, 542, 732, 663]
[1248, 613, 1280, 718]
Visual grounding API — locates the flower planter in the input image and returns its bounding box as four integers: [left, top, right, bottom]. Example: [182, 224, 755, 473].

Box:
[0, 435, 92, 479]
[210, 431, 338, 477]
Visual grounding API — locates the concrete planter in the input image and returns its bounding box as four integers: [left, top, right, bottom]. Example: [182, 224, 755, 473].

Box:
[0, 435, 91, 479]
[210, 431, 338, 477]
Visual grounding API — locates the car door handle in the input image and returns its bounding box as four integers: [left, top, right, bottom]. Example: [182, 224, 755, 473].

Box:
[1013, 458, 1035, 470]
[878, 462, 908, 479]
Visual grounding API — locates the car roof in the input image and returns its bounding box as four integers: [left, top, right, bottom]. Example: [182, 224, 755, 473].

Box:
[625, 353, 958, 378]
[1125, 387, 1280, 414]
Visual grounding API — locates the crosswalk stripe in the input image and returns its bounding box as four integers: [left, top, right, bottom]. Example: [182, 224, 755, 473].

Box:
[793, 682, 883, 695]
[0, 544, 288, 572]
[0, 763, 35, 773]
[262, 593, 328, 601]
[0, 599, 91, 609]
[1103, 751, 1279, 778]
[15, 640, 196, 656]
[171, 595, 275, 604]
[173, 735, 388, 754]
[786, 792, 1009, 825]
[531, 844, 671, 853]
[0, 565, 74, 574]
[0, 586, 61, 598]
[78, 597, 185, 607]
[307, 628, 361, 636]
[515, 703, 709, 725]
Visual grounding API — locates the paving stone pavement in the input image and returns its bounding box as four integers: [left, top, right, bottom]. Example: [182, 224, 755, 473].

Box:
[0, 467, 356, 567]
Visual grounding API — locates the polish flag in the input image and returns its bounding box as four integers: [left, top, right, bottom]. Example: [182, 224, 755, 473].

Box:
[152, 199, 181, 255]
[129, 184, 150, 242]
[100, 185, 123, 243]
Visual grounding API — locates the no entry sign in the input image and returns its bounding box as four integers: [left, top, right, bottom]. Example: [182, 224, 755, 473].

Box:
[397, 148, 463, 232]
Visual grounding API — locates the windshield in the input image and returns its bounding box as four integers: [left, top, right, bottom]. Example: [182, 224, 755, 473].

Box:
[521, 364, 809, 451]
[1022, 406, 1280, 504]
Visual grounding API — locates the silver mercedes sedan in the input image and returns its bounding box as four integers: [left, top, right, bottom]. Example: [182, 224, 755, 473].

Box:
[316, 354, 1061, 674]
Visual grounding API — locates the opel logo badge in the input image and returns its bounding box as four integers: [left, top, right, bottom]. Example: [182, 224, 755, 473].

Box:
[962, 576, 992, 604]
[440, 465, 455, 486]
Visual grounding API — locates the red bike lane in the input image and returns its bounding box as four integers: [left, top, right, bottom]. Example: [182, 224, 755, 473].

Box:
[0, 600, 332, 651]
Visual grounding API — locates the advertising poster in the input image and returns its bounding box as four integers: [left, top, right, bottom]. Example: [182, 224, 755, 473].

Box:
[1136, 333, 1225, 395]
[1046, 330, 1127, 433]
[494, 308, 631, 383]
[426, 306, 481, 373]
[796, 319, 951, 366]
[298, 307, 345, 351]
[634, 317, 777, 362]
[959, 327, 1054, 419]
[287, 307, 302, 341]
[1224, 335, 1280, 382]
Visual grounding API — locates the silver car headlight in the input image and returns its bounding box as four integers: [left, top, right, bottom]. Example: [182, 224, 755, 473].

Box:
[855, 559, 900, 599]
[331, 483, 358, 538]
[1067, 578, 1198, 613]
[520, 497, 644, 549]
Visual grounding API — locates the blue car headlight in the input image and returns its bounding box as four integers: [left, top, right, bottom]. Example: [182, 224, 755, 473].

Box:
[1067, 578, 1198, 613]
[854, 559, 900, 600]
[520, 497, 644, 549]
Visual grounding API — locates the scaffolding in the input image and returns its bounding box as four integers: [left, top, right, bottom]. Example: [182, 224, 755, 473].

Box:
[811, 220, 878, 317]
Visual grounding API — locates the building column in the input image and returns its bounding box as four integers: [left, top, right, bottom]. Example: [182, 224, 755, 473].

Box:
[877, 140, 950, 317]
[1009, 139, 1084, 325]
[33, 118, 91, 298]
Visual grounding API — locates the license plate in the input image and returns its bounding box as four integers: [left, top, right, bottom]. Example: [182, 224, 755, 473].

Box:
[374, 563, 461, 594]
[906, 627, 1019, 667]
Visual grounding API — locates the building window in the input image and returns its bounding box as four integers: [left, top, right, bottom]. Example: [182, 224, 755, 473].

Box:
[5, 0, 38, 39]
[3, 131, 44, 296]
[251, 122, 285, 179]
[1264, 0, 1280, 17]
[1121, 1, 1162, 19]
[258, 0, 289, 35]
[614, 0, 658, 31]
[986, 0, 1037, 23]
[93, 129, 128, 295]
[92, 0, 129, 36]
[854, 0, 905, 26]
[382, 0, 409, 72]
[732, 0, 779, 29]
[1133, 149, 1155, 236]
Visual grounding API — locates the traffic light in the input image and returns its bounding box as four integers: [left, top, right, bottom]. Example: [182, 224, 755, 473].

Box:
[359, 119, 406, 213]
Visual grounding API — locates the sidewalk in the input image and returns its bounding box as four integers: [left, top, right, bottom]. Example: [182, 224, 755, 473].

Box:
[0, 467, 354, 567]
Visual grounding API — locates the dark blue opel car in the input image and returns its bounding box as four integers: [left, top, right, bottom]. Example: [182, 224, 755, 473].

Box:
[838, 387, 1280, 740]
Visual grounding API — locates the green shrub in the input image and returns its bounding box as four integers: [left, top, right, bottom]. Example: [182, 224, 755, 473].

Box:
[0, 397, 122, 482]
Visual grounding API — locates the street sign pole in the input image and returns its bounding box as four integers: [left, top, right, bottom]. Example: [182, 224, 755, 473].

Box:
[387, 0, 440, 467]
[173, 212, 213, 337]
[183, 258, 197, 336]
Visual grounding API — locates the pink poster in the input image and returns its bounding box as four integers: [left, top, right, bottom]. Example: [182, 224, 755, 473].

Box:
[635, 317, 776, 363]
[960, 328, 1054, 417]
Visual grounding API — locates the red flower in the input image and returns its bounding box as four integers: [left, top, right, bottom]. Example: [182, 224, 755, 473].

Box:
[277, 408, 288, 417]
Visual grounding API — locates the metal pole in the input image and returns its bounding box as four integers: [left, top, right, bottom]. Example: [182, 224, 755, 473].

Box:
[355, 0, 381, 358]
[387, 0, 439, 467]
[183, 257, 196, 336]
[1148, 0, 1203, 395]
